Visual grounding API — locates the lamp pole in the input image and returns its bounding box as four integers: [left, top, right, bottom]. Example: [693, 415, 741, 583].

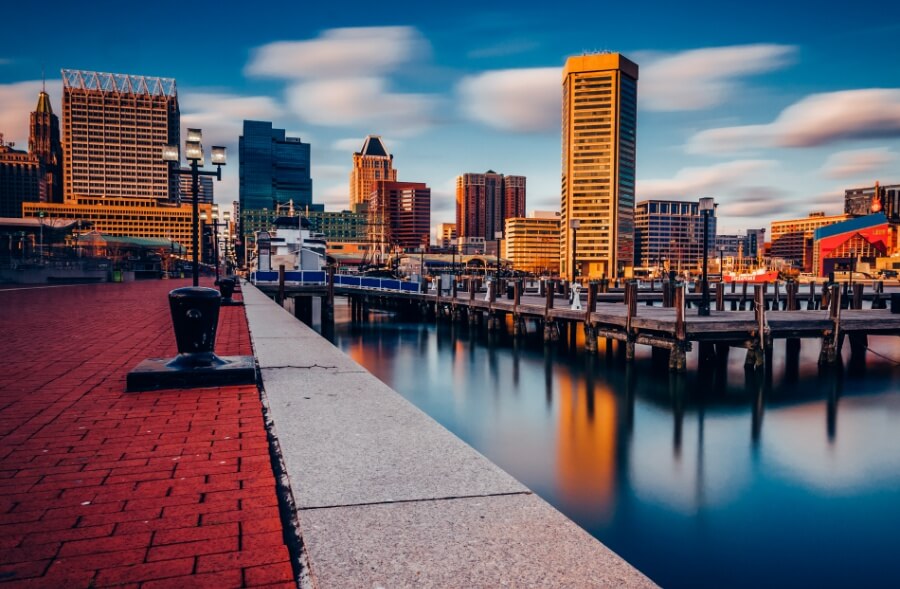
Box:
[698, 198, 714, 316]
[163, 130, 226, 287]
[569, 219, 580, 284]
[849, 248, 856, 289]
[38, 211, 44, 264]
[495, 230, 503, 286]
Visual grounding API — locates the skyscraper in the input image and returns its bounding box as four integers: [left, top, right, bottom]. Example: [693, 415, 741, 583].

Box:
[0, 135, 42, 218]
[455, 171, 526, 242]
[29, 88, 62, 203]
[179, 175, 214, 205]
[561, 53, 638, 280]
[368, 181, 430, 253]
[62, 70, 180, 201]
[634, 199, 717, 272]
[238, 120, 314, 255]
[350, 136, 396, 209]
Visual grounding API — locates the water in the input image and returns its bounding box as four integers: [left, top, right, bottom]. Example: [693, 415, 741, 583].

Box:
[326, 298, 900, 589]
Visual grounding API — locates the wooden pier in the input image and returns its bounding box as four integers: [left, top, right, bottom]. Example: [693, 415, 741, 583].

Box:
[257, 272, 900, 372]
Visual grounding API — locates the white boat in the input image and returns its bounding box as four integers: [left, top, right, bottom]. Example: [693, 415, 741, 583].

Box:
[254, 212, 327, 273]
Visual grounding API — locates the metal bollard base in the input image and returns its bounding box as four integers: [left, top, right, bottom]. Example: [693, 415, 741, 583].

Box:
[126, 353, 256, 392]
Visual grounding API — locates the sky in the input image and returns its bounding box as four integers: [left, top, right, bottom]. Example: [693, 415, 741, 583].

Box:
[2, 0, 900, 236]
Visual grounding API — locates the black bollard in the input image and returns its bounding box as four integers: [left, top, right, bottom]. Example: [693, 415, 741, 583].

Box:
[126, 287, 255, 392]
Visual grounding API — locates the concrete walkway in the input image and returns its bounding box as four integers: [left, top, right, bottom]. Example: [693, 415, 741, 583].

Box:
[244, 284, 657, 588]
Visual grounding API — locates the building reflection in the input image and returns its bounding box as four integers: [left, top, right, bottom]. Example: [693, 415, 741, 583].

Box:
[556, 367, 619, 521]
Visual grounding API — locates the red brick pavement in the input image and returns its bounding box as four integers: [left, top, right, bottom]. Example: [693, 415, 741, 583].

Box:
[0, 280, 295, 588]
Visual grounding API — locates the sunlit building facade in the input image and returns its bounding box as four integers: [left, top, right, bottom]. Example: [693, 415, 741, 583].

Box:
[62, 70, 180, 201]
[305, 209, 367, 243]
[770, 212, 852, 272]
[22, 196, 210, 256]
[368, 181, 430, 252]
[29, 89, 62, 203]
[504, 211, 561, 275]
[561, 53, 638, 280]
[0, 139, 42, 218]
[455, 171, 526, 243]
[438, 223, 457, 249]
[634, 199, 717, 273]
[350, 136, 396, 209]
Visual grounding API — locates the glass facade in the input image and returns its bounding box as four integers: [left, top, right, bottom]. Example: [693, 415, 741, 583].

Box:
[238, 120, 314, 254]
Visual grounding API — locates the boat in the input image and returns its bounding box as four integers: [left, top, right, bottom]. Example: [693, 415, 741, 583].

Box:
[723, 268, 779, 283]
[253, 207, 327, 273]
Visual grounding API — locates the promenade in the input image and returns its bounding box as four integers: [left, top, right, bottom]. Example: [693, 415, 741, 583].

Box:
[0, 280, 295, 587]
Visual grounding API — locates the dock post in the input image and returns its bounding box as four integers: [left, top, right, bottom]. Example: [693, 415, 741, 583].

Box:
[625, 280, 637, 361]
[324, 266, 335, 327]
[277, 264, 285, 306]
[740, 281, 748, 310]
[584, 282, 597, 352]
[745, 285, 766, 369]
[852, 283, 864, 310]
[715, 281, 724, 312]
[819, 284, 843, 365]
[544, 279, 558, 342]
[786, 279, 796, 311]
[873, 280, 886, 309]
[669, 284, 687, 372]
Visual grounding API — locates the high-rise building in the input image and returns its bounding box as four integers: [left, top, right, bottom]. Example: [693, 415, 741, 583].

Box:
[504, 211, 561, 275]
[455, 171, 526, 242]
[368, 181, 430, 252]
[438, 223, 457, 249]
[561, 53, 638, 280]
[238, 120, 315, 257]
[770, 212, 851, 271]
[634, 199, 716, 273]
[746, 228, 766, 259]
[62, 70, 180, 201]
[178, 175, 214, 204]
[29, 89, 62, 203]
[0, 135, 43, 218]
[845, 182, 900, 222]
[350, 136, 396, 209]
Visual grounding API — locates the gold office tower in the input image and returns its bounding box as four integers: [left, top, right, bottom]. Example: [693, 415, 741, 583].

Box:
[561, 54, 638, 280]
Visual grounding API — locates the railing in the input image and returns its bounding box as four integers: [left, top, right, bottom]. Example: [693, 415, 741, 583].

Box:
[251, 271, 421, 293]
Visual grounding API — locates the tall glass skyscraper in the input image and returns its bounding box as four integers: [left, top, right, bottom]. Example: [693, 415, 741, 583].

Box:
[238, 120, 316, 257]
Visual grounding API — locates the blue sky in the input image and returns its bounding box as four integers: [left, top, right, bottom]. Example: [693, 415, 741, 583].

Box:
[2, 0, 900, 235]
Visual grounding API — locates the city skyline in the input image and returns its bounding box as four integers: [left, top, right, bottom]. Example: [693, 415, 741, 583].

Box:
[2, 0, 900, 238]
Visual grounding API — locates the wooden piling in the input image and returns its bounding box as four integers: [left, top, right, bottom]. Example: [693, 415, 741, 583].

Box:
[715, 281, 724, 311]
[277, 265, 285, 306]
[819, 283, 843, 365]
[670, 284, 687, 372]
[625, 281, 637, 361]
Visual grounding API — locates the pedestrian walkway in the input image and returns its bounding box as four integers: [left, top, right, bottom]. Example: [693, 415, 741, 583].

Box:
[0, 280, 295, 588]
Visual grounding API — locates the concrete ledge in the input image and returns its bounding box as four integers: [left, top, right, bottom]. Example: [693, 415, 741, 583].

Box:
[243, 283, 657, 588]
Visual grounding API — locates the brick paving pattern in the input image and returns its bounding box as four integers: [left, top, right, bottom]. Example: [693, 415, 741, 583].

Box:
[0, 280, 295, 588]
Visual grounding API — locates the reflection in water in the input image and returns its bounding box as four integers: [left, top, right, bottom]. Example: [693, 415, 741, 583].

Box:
[328, 299, 900, 589]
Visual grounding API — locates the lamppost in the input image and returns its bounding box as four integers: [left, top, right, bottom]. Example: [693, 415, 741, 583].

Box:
[495, 230, 503, 286]
[569, 219, 580, 284]
[698, 197, 715, 316]
[38, 211, 45, 264]
[162, 129, 226, 287]
[450, 237, 458, 285]
[718, 246, 725, 276]
[849, 248, 856, 289]
[200, 206, 230, 285]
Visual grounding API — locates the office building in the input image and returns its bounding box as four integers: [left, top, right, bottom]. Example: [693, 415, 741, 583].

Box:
[305, 209, 367, 243]
[845, 182, 900, 222]
[438, 223, 457, 249]
[634, 199, 717, 273]
[455, 171, 526, 243]
[350, 136, 396, 209]
[178, 175, 213, 204]
[561, 53, 638, 280]
[770, 212, 852, 272]
[62, 69, 180, 201]
[368, 181, 430, 252]
[238, 120, 315, 256]
[0, 136, 43, 218]
[29, 88, 63, 203]
[504, 211, 561, 275]
[23, 195, 211, 257]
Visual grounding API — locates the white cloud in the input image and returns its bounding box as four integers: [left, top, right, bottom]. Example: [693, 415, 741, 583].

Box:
[639, 44, 796, 111]
[285, 78, 436, 136]
[246, 27, 437, 136]
[0, 80, 61, 146]
[457, 67, 559, 132]
[820, 147, 896, 179]
[245, 27, 428, 79]
[319, 183, 351, 210]
[637, 160, 778, 200]
[689, 89, 900, 153]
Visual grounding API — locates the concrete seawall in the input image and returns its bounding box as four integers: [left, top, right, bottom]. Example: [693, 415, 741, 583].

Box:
[243, 283, 657, 588]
